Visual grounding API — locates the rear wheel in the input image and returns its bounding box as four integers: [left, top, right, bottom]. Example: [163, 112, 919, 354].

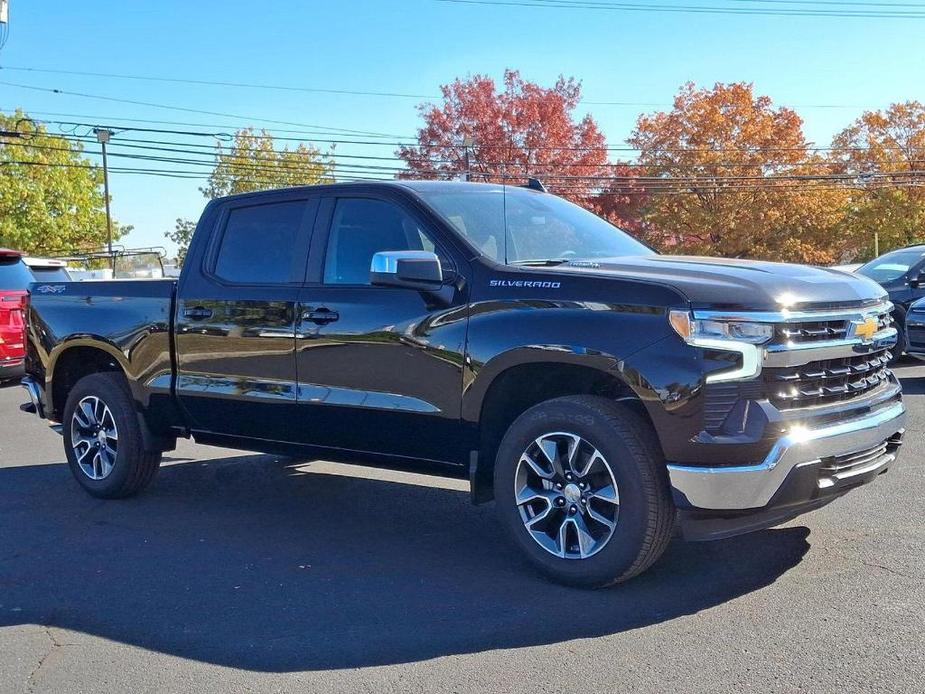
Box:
[494, 395, 675, 588]
[62, 372, 161, 498]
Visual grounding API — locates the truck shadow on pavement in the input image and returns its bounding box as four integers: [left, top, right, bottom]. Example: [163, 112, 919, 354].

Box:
[0, 454, 810, 672]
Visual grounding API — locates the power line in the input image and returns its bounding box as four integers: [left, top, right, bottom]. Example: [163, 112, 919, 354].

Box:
[4, 155, 922, 192]
[529, 0, 925, 7]
[434, 0, 925, 17]
[0, 81, 409, 138]
[0, 64, 886, 110]
[0, 65, 436, 100]
[7, 120, 919, 175]
[9, 110, 905, 155]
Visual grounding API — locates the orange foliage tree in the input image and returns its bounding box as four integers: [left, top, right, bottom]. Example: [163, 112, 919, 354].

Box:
[629, 82, 850, 263]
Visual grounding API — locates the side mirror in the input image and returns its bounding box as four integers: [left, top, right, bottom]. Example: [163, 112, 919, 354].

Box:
[370, 250, 444, 290]
[911, 272, 925, 288]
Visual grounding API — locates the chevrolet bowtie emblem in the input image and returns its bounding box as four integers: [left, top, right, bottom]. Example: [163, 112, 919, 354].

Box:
[850, 316, 879, 342]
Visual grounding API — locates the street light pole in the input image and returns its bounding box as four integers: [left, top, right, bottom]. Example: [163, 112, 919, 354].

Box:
[94, 128, 114, 271]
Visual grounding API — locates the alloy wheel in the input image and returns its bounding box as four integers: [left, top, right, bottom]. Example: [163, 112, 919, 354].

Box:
[514, 431, 620, 559]
[70, 395, 119, 480]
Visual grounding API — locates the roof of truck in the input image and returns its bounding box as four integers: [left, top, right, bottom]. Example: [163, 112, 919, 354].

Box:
[214, 179, 530, 204]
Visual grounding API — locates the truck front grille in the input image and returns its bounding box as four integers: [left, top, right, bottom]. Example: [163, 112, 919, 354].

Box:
[775, 312, 892, 345]
[765, 350, 892, 409]
[777, 319, 849, 343]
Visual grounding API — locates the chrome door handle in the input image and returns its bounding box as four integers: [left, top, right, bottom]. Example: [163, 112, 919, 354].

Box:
[183, 306, 213, 320]
[304, 308, 339, 325]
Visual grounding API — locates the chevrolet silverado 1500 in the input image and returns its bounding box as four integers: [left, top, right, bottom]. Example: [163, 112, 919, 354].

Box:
[21, 181, 905, 587]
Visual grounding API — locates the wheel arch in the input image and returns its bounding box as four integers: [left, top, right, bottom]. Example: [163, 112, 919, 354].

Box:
[464, 347, 657, 503]
[46, 339, 131, 421]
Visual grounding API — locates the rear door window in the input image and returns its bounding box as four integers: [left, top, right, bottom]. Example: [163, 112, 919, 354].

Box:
[213, 200, 309, 284]
[0, 258, 35, 290]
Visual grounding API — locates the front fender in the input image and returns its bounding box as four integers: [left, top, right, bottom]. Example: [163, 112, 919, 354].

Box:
[461, 296, 677, 425]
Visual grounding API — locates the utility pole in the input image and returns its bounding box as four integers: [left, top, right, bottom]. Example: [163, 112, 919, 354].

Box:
[94, 128, 115, 271]
[463, 136, 473, 181]
[856, 172, 881, 258]
[0, 0, 9, 52]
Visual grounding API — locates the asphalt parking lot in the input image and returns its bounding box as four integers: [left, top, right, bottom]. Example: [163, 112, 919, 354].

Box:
[0, 367, 923, 694]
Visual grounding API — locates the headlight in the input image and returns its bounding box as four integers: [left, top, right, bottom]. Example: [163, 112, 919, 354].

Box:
[668, 309, 768, 384]
[669, 310, 773, 345]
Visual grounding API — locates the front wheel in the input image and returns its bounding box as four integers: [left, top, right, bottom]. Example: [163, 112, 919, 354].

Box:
[494, 396, 675, 588]
[62, 372, 161, 498]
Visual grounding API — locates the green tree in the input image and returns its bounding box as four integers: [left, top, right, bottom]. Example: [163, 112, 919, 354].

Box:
[0, 110, 128, 253]
[202, 127, 335, 198]
[829, 101, 925, 259]
[169, 128, 335, 262]
[165, 218, 197, 265]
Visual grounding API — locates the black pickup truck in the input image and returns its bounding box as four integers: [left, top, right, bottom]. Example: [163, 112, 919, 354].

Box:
[21, 181, 905, 587]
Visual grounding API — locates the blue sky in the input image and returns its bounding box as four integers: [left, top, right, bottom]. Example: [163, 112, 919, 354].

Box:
[1, 0, 923, 255]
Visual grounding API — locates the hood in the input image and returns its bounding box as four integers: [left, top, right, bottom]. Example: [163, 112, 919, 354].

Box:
[555, 255, 887, 311]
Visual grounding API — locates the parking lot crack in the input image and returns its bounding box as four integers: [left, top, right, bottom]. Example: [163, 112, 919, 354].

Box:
[24, 626, 73, 694]
[859, 559, 924, 582]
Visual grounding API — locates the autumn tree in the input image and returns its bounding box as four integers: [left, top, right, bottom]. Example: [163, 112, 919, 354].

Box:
[829, 101, 925, 258]
[629, 83, 850, 263]
[168, 128, 335, 262]
[0, 110, 129, 253]
[397, 70, 613, 204]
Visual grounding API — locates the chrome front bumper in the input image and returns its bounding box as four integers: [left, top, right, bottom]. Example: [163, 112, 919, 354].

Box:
[667, 400, 905, 511]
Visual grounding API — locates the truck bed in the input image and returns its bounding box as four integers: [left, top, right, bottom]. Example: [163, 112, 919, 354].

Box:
[25, 279, 177, 421]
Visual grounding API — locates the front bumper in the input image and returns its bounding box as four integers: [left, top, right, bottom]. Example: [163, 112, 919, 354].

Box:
[668, 400, 905, 538]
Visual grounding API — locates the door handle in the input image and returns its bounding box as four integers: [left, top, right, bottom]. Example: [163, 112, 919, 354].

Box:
[303, 308, 339, 325]
[183, 306, 213, 320]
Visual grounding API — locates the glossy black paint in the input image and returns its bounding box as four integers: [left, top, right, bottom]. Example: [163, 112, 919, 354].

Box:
[23, 181, 889, 479]
[23, 279, 176, 422]
[174, 192, 317, 442]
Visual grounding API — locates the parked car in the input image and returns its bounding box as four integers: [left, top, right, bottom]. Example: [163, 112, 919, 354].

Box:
[20, 182, 904, 587]
[830, 263, 862, 273]
[856, 244, 925, 356]
[904, 297, 925, 359]
[0, 253, 73, 381]
[0, 249, 29, 381]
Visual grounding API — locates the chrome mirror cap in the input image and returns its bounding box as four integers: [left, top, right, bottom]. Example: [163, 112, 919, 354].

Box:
[370, 250, 443, 289]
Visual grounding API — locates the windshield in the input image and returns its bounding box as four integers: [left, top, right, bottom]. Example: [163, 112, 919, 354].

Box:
[858, 249, 925, 283]
[415, 186, 652, 264]
[28, 265, 72, 282]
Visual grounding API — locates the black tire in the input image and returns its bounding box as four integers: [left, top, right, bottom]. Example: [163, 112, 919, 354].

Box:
[494, 395, 675, 588]
[62, 372, 161, 498]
